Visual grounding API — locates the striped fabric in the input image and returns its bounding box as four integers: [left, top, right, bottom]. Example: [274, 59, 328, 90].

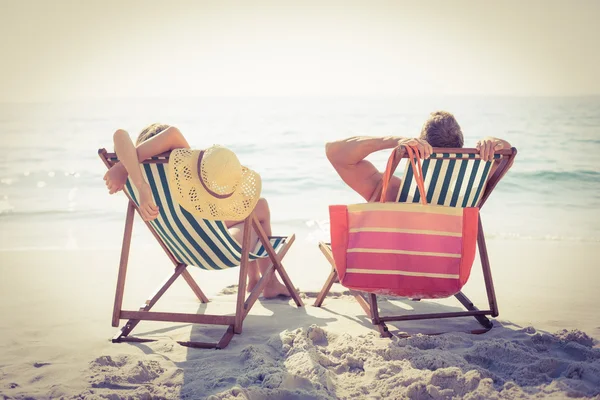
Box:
[396, 153, 500, 207]
[113, 157, 286, 270]
[329, 201, 479, 298]
[345, 203, 464, 280]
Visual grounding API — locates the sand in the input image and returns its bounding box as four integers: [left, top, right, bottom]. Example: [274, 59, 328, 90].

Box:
[0, 237, 599, 399]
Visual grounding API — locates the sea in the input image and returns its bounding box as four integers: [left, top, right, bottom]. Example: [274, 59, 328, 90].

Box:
[1, 96, 599, 251]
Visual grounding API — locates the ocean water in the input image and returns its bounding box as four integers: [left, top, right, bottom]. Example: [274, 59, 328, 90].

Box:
[0, 96, 599, 251]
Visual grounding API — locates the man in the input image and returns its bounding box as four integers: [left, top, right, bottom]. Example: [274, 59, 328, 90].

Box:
[325, 111, 512, 202]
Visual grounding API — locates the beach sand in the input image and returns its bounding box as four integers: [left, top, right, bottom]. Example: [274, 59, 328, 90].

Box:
[0, 238, 599, 399]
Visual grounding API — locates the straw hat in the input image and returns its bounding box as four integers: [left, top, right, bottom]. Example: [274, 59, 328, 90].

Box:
[168, 145, 262, 221]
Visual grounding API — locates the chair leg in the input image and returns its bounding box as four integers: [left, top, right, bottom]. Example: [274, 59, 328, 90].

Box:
[182, 270, 209, 303]
[368, 293, 392, 338]
[316, 243, 494, 337]
[274, 260, 303, 307]
[368, 293, 380, 323]
[116, 228, 300, 348]
[252, 215, 304, 307]
[454, 291, 493, 330]
[242, 233, 296, 319]
[314, 268, 338, 307]
[234, 215, 253, 334]
[243, 263, 276, 319]
[349, 291, 371, 315]
[478, 219, 499, 317]
[316, 243, 391, 336]
[114, 263, 189, 341]
[351, 292, 391, 338]
[112, 201, 136, 327]
[177, 325, 235, 349]
[100, 153, 244, 349]
[314, 242, 339, 307]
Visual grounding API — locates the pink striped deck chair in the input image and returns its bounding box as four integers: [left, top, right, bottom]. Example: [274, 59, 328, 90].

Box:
[314, 146, 517, 337]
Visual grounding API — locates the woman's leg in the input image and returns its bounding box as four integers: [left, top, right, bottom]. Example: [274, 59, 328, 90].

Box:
[226, 222, 261, 291]
[251, 198, 291, 298]
[226, 198, 290, 298]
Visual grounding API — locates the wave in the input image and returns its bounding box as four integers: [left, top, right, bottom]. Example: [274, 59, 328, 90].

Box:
[485, 232, 600, 243]
[0, 209, 123, 221]
[573, 138, 600, 144]
[289, 219, 600, 243]
[505, 170, 600, 185]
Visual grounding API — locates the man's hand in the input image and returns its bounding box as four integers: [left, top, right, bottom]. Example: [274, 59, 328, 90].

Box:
[138, 182, 159, 221]
[398, 137, 433, 159]
[476, 137, 507, 161]
[103, 162, 128, 194]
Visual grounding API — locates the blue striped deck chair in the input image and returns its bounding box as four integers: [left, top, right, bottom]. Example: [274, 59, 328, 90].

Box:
[315, 147, 517, 337]
[99, 149, 303, 349]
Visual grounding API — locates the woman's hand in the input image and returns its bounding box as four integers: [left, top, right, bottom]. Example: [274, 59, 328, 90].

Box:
[103, 163, 128, 194]
[138, 182, 159, 221]
[398, 137, 433, 159]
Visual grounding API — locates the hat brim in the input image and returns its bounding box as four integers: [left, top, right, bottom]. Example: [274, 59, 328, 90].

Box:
[167, 148, 262, 221]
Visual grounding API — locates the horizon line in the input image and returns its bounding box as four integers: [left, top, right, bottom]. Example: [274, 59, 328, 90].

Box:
[2, 93, 600, 105]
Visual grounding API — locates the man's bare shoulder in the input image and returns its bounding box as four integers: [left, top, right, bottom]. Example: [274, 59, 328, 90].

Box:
[370, 176, 402, 202]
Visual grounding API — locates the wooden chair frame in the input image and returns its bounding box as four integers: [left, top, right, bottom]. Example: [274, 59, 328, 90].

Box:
[99, 149, 304, 349]
[314, 147, 517, 337]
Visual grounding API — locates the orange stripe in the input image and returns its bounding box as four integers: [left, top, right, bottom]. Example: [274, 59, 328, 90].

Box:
[348, 210, 462, 233]
[346, 268, 459, 279]
[348, 248, 461, 258]
[347, 203, 463, 216]
[349, 227, 462, 237]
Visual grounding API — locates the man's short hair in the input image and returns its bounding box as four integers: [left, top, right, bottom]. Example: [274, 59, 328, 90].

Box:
[419, 111, 464, 148]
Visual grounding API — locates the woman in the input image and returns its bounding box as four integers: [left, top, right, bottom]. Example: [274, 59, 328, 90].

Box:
[103, 123, 290, 298]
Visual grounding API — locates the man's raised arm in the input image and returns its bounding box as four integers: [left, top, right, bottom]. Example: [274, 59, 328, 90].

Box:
[325, 136, 432, 201]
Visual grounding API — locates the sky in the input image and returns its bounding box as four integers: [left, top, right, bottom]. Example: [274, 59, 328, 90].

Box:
[1, 0, 599, 102]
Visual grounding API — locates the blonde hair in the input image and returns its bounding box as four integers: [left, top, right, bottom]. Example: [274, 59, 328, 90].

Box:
[136, 123, 170, 145]
[419, 111, 464, 148]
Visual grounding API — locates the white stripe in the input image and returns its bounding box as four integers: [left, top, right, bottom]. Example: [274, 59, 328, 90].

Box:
[166, 195, 241, 267]
[349, 227, 462, 237]
[431, 159, 449, 205]
[421, 159, 437, 201]
[430, 153, 483, 159]
[431, 153, 455, 159]
[156, 166, 282, 262]
[456, 162, 473, 204]
[216, 220, 267, 260]
[252, 240, 265, 255]
[465, 161, 487, 207]
[348, 248, 461, 258]
[153, 164, 253, 268]
[470, 164, 492, 207]
[348, 202, 463, 216]
[149, 165, 220, 270]
[406, 164, 418, 203]
[395, 154, 494, 208]
[125, 178, 194, 266]
[147, 166, 210, 269]
[204, 220, 244, 262]
[451, 159, 469, 206]
[168, 199, 239, 268]
[216, 221, 280, 259]
[443, 159, 463, 207]
[252, 238, 283, 257]
[126, 167, 286, 267]
[198, 214, 287, 259]
[396, 159, 412, 202]
[154, 165, 281, 262]
[347, 268, 459, 279]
